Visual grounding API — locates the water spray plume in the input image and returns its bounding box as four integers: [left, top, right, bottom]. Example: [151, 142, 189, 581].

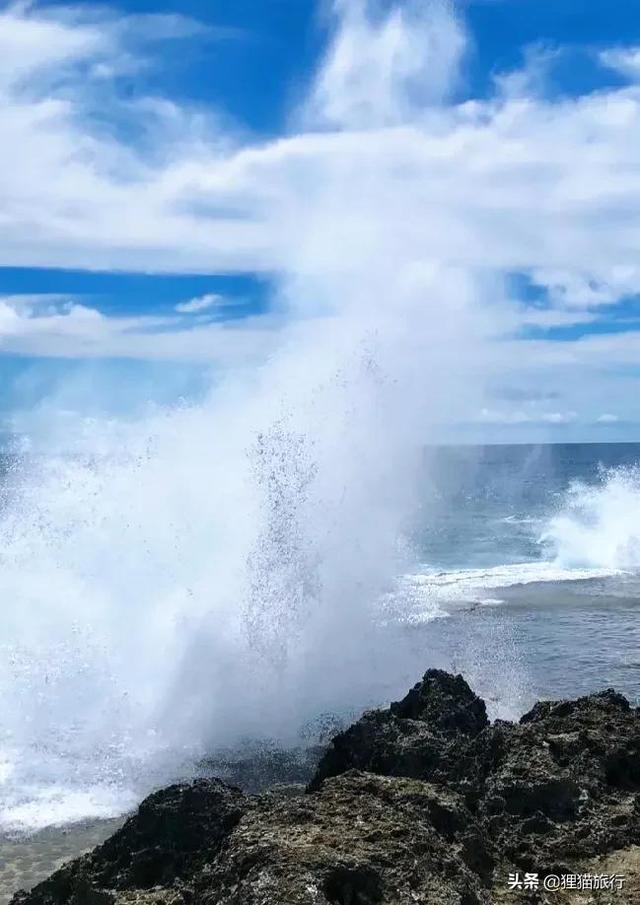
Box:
[0, 1, 495, 832]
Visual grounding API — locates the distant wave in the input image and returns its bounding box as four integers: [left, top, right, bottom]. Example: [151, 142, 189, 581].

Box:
[500, 515, 542, 526]
[403, 465, 640, 611]
[542, 466, 640, 571]
[403, 560, 625, 608]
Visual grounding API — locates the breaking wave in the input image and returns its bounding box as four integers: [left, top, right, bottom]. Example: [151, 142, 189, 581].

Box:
[542, 466, 640, 572]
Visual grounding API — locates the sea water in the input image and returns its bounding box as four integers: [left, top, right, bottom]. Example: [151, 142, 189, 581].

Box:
[1, 441, 640, 834]
[398, 442, 640, 712]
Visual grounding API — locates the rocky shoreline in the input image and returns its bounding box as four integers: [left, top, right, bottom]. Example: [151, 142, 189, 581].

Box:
[10, 669, 640, 904]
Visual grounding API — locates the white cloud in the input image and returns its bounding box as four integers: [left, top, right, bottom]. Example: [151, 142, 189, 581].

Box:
[0, 294, 275, 363]
[528, 267, 640, 309]
[307, 0, 466, 128]
[478, 407, 577, 425]
[175, 293, 225, 314]
[517, 307, 597, 328]
[0, 0, 639, 434]
[600, 47, 640, 81]
[0, 0, 639, 286]
[598, 413, 619, 423]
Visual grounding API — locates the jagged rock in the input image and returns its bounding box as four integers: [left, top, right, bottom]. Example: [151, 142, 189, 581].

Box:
[390, 670, 488, 734]
[477, 688, 640, 875]
[309, 670, 487, 792]
[11, 671, 640, 905]
[199, 772, 491, 905]
[10, 780, 248, 904]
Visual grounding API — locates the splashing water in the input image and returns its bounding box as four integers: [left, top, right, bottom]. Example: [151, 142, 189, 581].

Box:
[0, 2, 505, 831]
[0, 304, 487, 830]
[542, 467, 640, 572]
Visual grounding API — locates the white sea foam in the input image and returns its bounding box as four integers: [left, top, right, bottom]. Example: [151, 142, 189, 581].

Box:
[404, 559, 625, 609]
[0, 785, 139, 835]
[542, 466, 640, 572]
[405, 466, 640, 610]
[403, 463, 640, 612]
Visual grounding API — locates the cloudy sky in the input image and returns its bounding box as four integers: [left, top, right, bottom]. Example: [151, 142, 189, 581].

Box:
[1, 0, 640, 442]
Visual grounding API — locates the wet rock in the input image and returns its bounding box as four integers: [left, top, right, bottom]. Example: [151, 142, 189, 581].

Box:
[200, 772, 490, 905]
[477, 688, 640, 875]
[309, 670, 487, 791]
[11, 671, 640, 905]
[390, 670, 488, 734]
[10, 780, 247, 904]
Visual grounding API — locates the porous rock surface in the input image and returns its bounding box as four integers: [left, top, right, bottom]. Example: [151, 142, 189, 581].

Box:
[11, 669, 640, 904]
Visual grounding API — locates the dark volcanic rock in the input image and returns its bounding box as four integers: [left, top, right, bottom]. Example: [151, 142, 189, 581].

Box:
[477, 687, 640, 874]
[390, 670, 488, 733]
[309, 670, 488, 792]
[10, 779, 248, 904]
[200, 772, 491, 905]
[11, 670, 640, 905]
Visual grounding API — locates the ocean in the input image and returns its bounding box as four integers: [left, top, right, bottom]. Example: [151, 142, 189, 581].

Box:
[1, 441, 640, 839]
[394, 442, 640, 715]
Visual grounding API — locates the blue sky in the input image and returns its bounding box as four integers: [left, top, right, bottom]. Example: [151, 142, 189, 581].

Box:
[2, 0, 640, 442]
[13, 0, 640, 141]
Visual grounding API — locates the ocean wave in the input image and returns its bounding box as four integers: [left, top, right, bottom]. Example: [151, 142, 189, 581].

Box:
[0, 781, 137, 835]
[402, 464, 640, 610]
[402, 560, 625, 605]
[542, 466, 640, 571]
[500, 515, 542, 526]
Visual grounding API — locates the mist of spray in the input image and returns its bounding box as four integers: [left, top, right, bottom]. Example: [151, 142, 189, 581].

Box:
[0, 0, 499, 831]
[543, 466, 640, 572]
